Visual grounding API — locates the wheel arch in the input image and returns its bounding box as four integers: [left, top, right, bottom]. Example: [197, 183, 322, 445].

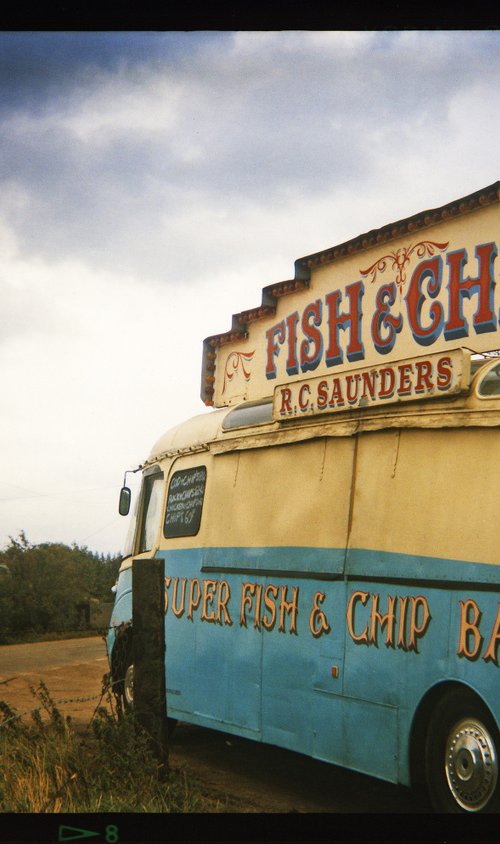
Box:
[110, 621, 133, 687]
[409, 679, 497, 789]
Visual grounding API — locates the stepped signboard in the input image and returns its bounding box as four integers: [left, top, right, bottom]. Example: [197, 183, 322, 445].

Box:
[201, 181, 500, 411]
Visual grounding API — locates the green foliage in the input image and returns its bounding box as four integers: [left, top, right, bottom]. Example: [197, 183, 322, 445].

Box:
[0, 533, 121, 642]
[0, 682, 222, 812]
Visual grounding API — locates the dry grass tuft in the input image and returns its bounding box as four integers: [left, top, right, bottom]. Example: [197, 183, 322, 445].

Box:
[0, 680, 226, 813]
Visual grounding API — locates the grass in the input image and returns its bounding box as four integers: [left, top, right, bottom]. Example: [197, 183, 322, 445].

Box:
[0, 680, 228, 813]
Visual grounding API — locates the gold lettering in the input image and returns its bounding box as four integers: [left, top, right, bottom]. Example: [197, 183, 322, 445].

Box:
[253, 583, 263, 630]
[482, 603, 500, 664]
[240, 582, 256, 627]
[457, 599, 483, 659]
[369, 594, 397, 647]
[279, 585, 299, 634]
[397, 595, 409, 651]
[408, 595, 431, 652]
[201, 579, 218, 623]
[164, 576, 171, 614]
[187, 578, 201, 620]
[309, 591, 331, 638]
[346, 590, 370, 644]
[217, 579, 233, 626]
[262, 584, 279, 630]
[172, 577, 187, 618]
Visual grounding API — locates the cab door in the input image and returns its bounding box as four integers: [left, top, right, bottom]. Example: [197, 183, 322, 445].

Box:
[159, 451, 262, 737]
[199, 449, 263, 737]
[156, 454, 212, 726]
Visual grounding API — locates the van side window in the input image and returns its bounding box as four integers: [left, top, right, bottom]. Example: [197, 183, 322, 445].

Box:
[222, 400, 274, 430]
[164, 466, 207, 538]
[477, 361, 500, 397]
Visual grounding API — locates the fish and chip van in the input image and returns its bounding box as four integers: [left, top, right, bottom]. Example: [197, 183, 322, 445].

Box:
[110, 180, 500, 813]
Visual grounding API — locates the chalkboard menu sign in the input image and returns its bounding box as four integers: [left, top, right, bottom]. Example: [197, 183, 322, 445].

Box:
[163, 466, 207, 538]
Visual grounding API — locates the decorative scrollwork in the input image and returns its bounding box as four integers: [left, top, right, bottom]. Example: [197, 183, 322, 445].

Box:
[222, 350, 255, 394]
[360, 240, 449, 290]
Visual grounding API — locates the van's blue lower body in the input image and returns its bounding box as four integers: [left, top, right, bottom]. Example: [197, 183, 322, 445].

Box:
[107, 546, 500, 787]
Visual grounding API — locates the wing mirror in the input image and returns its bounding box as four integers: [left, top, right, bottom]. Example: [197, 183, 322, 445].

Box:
[118, 486, 131, 516]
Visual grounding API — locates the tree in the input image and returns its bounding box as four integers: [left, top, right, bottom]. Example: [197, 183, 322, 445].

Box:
[0, 534, 121, 642]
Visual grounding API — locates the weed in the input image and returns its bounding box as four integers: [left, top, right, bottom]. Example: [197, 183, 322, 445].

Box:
[0, 680, 222, 813]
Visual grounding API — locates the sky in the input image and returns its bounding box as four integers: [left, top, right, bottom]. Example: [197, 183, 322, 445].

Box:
[1, 29, 500, 556]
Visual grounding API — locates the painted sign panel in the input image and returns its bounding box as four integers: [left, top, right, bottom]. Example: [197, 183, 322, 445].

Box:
[163, 466, 207, 538]
[160, 573, 500, 666]
[202, 182, 500, 407]
[272, 348, 471, 420]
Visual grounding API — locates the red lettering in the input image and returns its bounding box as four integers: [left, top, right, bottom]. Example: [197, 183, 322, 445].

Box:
[285, 312, 299, 375]
[346, 373, 361, 403]
[405, 257, 444, 345]
[415, 359, 433, 393]
[298, 383, 311, 411]
[300, 300, 323, 372]
[328, 377, 345, 407]
[397, 363, 414, 396]
[317, 380, 328, 408]
[444, 243, 497, 341]
[436, 355, 453, 390]
[379, 367, 396, 398]
[265, 321, 285, 379]
[371, 283, 403, 354]
[279, 387, 292, 414]
[361, 370, 377, 400]
[325, 281, 365, 367]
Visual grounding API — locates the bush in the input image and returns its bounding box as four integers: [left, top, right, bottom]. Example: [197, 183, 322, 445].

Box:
[0, 534, 121, 643]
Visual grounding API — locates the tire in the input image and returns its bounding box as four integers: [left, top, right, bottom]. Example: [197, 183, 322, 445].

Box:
[110, 625, 133, 709]
[425, 688, 499, 812]
[123, 657, 134, 710]
[114, 648, 177, 737]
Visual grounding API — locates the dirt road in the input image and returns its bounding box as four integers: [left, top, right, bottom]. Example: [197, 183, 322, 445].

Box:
[0, 636, 109, 723]
[0, 637, 428, 813]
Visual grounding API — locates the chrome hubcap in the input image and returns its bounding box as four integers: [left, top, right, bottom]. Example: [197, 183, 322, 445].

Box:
[445, 717, 497, 811]
[124, 663, 134, 706]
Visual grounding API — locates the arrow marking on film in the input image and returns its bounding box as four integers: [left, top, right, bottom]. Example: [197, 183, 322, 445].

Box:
[58, 826, 101, 842]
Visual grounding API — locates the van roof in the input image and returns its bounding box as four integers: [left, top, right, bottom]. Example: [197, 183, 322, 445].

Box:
[148, 408, 228, 461]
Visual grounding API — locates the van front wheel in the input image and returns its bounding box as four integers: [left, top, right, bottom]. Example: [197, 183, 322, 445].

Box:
[425, 689, 499, 812]
[123, 660, 134, 710]
[118, 653, 177, 737]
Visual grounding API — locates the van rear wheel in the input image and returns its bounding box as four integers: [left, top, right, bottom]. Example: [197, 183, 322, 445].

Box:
[425, 688, 499, 812]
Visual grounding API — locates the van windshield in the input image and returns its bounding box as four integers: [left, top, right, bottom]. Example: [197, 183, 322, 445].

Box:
[138, 471, 164, 554]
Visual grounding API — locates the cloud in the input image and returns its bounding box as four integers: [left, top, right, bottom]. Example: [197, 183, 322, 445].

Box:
[0, 30, 499, 288]
[1, 30, 500, 553]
